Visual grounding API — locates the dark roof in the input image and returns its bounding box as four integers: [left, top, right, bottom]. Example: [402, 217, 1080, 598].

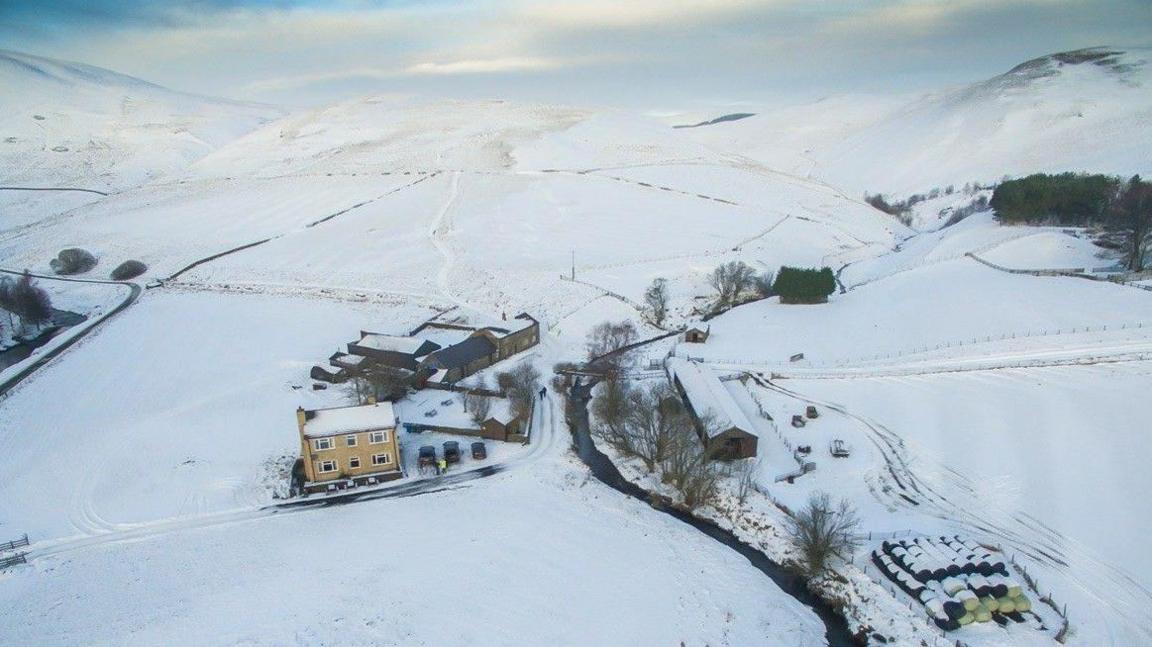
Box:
[424, 335, 497, 370]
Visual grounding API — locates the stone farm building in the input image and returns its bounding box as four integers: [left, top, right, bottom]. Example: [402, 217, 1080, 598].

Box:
[297, 400, 403, 493]
[314, 313, 540, 387]
[666, 357, 758, 460]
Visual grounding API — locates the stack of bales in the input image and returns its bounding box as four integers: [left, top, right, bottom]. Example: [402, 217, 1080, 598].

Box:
[873, 535, 1032, 631]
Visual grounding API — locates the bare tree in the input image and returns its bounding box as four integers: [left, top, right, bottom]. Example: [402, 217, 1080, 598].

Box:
[709, 261, 756, 307]
[1102, 175, 1152, 271]
[661, 410, 727, 510]
[12, 271, 52, 335]
[361, 364, 411, 402]
[464, 378, 493, 426]
[643, 277, 670, 327]
[785, 491, 861, 576]
[751, 270, 775, 299]
[498, 362, 541, 418]
[343, 375, 373, 405]
[733, 458, 759, 504]
[0, 277, 16, 332]
[585, 320, 639, 373]
[609, 382, 686, 471]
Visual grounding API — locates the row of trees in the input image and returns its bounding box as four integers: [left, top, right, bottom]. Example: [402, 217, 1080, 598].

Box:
[641, 261, 777, 326]
[0, 272, 53, 339]
[991, 173, 1152, 271]
[593, 380, 728, 509]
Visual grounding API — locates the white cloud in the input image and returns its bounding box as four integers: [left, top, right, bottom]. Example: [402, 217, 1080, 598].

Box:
[404, 56, 568, 76]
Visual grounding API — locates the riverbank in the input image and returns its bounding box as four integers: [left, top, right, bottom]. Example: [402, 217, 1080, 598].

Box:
[565, 380, 954, 647]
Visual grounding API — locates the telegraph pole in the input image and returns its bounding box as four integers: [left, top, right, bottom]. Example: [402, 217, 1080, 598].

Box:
[571, 250, 575, 281]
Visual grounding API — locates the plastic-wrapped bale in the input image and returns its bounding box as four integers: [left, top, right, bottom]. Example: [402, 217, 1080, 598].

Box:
[957, 612, 976, 626]
[1003, 578, 1023, 598]
[1014, 595, 1032, 613]
[985, 574, 1009, 598]
[935, 616, 961, 632]
[955, 589, 979, 612]
[996, 597, 1018, 613]
[973, 605, 993, 623]
[980, 595, 998, 612]
[967, 574, 991, 596]
[941, 576, 966, 596]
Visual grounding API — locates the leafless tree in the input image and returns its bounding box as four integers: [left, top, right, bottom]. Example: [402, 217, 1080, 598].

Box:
[343, 375, 373, 405]
[585, 320, 639, 372]
[498, 362, 541, 418]
[751, 270, 775, 299]
[1103, 175, 1152, 271]
[361, 364, 411, 402]
[643, 277, 670, 327]
[464, 382, 493, 426]
[733, 458, 759, 504]
[661, 410, 727, 510]
[785, 491, 861, 576]
[709, 261, 756, 307]
[604, 382, 687, 472]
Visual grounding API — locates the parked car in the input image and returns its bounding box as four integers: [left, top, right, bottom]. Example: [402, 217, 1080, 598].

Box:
[791, 414, 806, 428]
[443, 441, 461, 464]
[471, 441, 487, 460]
[806, 405, 819, 419]
[418, 445, 437, 468]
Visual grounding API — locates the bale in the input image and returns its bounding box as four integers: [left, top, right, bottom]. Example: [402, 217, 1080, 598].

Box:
[996, 597, 1017, 614]
[110, 259, 148, 280]
[942, 577, 966, 595]
[943, 600, 966, 620]
[973, 606, 992, 623]
[967, 574, 990, 596]
[957, 612, 975, 626]
[980, 595, 998, 611]
[1014, 595, 1031, 613]
[956, 590, 979, 611]
[1004, 579, 1023, 598]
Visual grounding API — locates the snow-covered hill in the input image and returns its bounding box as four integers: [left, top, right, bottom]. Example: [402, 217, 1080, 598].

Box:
[689, 47, 1152, 197]
[0, 49, 279, 193]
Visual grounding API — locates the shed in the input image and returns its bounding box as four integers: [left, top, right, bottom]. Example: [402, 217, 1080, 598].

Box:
[684, 325, 710, 343]
[666, 357, 758, 459]
[348, 331, 441, 370]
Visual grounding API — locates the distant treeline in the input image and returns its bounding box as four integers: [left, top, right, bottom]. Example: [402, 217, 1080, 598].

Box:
[990, 173, 1119, 225]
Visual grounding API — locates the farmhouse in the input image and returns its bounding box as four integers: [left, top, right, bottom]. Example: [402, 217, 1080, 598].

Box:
[666, 357, 758, 459]
[297, 400, 403, 493]
[683, 325, 710, 343]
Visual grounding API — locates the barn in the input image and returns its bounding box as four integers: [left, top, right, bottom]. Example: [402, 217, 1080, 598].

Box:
[666, 357, 758, 460]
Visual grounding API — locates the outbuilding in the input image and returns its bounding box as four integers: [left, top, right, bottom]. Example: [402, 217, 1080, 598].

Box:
[666, 357, 758, 459]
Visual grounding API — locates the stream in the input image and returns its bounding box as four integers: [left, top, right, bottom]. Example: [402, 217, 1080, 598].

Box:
[567, 381, 858, 647]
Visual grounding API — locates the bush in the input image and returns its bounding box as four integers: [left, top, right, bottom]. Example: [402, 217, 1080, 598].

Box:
[110, 260, 148, 280]
[990, 173, 1119, 225]
[772, 266, 835, 304]
[49, 248, 97, 275]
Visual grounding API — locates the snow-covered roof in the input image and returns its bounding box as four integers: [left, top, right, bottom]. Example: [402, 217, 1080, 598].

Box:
[355, 333, 431, 355]
[301, 401, 396, 438]
[667, 358, 756, 438]
[417, 327, 475, 349]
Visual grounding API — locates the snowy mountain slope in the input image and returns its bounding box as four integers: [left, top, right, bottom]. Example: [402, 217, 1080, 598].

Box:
[0, 49, 279, 193]
[689, 47, 1152, 196]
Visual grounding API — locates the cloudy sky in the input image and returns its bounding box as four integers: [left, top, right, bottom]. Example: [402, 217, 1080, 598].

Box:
[3, 0, 1150, 111]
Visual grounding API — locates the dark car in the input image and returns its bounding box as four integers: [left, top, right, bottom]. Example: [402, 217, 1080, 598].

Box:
[806, 405, 819, 419]
[791, 414, 806, 428]
[443, 441, 461, 464]
[471, 441, 487, 460]
[418, 445, 437, 468]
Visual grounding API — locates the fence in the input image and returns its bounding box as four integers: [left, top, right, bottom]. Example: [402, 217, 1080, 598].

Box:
[0, 553, 27, 570]
[0, 534, 29, 552]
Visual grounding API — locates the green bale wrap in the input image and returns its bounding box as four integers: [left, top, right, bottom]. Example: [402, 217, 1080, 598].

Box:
[997, 597, 1017, 613]
[973, 606, 992, 623]
[958, 612, 975, 626]
[1014, 595, 1032, 613]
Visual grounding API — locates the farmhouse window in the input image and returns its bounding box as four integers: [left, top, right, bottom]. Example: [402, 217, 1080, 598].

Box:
[372, 453, 392, 466]
[349, 456, 361, 469]
[317, 459, 338, 473]
[369, 430, 388, 444]
[313, 438, 334, 451]
[346, 434, 358, 447]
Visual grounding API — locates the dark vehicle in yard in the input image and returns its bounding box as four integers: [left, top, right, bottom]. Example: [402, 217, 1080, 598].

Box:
[418, 445, 437, 468]
[471, 441, 487, 460]
[443, 440, 461, 464]
[791, 414, 806, 428]
[806, 405, 819, 419]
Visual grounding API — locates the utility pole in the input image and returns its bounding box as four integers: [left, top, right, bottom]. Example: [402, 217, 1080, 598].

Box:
[570, 250, 575, 281]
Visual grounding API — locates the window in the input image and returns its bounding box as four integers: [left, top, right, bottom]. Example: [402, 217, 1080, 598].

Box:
[348, 456, 361, 469]
[313, 437, 334, 451]
[372, 453, 392, 466]
[317, 459, 338, 474]
[345, 434, 358, 447]
[369, 430, 389, 444]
